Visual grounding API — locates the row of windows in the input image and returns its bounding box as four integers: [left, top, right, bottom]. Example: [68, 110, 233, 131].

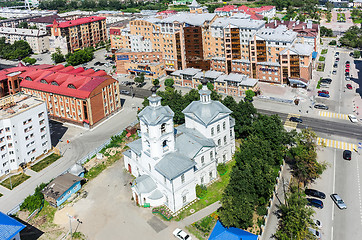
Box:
[211, 122, 227, 136]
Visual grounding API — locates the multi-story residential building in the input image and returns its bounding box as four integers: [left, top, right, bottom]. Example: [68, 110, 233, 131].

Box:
[48, 16, 107, 54]
[0, 93, 51, 177]
[124, 81, 235, 212]
[0, 64, 121, 128]
[171, 68, 259, 97]
[116, 51, 165, 80]
[0, 27, 49, 53]
[27, 14, 61, 31]
[265, 20, 320, 51]
[113, 9, 315, 85]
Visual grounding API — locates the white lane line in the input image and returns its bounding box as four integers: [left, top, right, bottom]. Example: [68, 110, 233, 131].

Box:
[357, 159, 362, 225]
[332, 149, 336, 221]
[331, 226, 334, 240]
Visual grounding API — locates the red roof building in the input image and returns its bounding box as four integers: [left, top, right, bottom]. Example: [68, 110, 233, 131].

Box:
[48, 16, 107, 54]
[0, 64, 121, 127]
[215, 5, 276, 19]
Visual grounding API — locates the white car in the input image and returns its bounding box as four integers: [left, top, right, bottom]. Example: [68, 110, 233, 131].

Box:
[348, 114, 358, 123]
[173, 228, 192, 240]
[313, 219, 322, 229]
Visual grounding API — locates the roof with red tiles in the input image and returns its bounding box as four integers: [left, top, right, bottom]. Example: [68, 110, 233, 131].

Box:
[0, 64, 115, 99]
[215, 5, 275, 14]
[47, 16, 106, 28]
[157, 10, 177, 15]
[265, 20, 319, 37]
[110, 28, 121, 35]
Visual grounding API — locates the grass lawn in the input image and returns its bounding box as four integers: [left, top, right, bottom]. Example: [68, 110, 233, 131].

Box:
[318, 56, 325, 61]
[0, 174, 30, 189]
[321, 49, 328, 54]
[317, 63, 325, 72]
[31, 153, 61, 172]
[186, 213, 218, 240]
[175, 161, 235, 221]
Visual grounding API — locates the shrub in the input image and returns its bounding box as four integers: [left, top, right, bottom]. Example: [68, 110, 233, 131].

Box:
[196, 184, 207, 199]
[318, 56, 325, 61]
[23, 57, 36, 65]
[256, 205, 267, 216]
[321, 49, 328, 54]
[217, 163, 227, 175]
[329, 40, 337, 45]
[353, 50, 361, 58]
[165, 78, 174, 88]
[21, 183, 47, 212]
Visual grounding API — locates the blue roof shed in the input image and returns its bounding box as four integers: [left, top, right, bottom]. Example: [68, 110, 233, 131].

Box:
[208, 220, 258, 240]
[0, 211, 25, 240]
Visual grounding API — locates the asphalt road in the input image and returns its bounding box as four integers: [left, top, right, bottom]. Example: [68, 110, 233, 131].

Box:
[119, 85, 153, 99]
[253, 109, 362, 139]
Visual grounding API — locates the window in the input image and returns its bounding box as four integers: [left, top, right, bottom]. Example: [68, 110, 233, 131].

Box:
[218, 139, 221, 146]
[223, 121, 226, 130]
[182, 195, 187, 204]
[5, 127, 10, 132]
[148, 164, 151, 172]
[217, 125, 220, 133]
[223, 154, 226, 161]
[224, 136, 227, 144]
[181, 174, 185, 184]
[209, 171, 213, 180]
[211, 127, 214, 136]
[164, 176, 166, 184]
[210, 151, 213, 159]
[230, 129, 232, 137]
[161, 123, 166, 134]
[201, 156, 204, 165]
[9, 151, 14, 155]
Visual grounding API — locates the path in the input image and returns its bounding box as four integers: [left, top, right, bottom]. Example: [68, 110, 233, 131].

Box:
[180, 201, 221, 227]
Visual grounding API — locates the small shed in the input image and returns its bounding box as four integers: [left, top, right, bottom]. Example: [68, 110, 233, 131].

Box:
[68, 163, 86, 177]
[42, 173, 84, 207]
[0, 211, 25, 240]
[208, 220, 258, 240]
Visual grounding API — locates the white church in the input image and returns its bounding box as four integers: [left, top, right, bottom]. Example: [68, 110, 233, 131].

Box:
[123, 80, 236, 213]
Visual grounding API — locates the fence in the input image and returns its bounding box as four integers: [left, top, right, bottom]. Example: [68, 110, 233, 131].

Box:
[7, 120, 139, 215]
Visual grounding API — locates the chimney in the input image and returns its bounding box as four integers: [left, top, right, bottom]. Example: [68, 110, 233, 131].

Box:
[307, 20, 312, 29]
[303, 25, 305, 30]
[296, 20, 300, 25]
[274, 19, 276, 27]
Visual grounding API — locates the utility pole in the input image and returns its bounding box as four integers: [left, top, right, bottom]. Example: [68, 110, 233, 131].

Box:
[67, 213, 74, 240]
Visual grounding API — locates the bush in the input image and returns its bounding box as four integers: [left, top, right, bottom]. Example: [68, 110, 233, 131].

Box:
[329, 40, 337, 45]
[316, 77, 322, 89]
[256, 205, 267, 216]
[23, 57, 37, 65]
[51, 47, 65, 64]
[318, 56, 325, 61]
[321, 49, 328, 55]
[353, 50, 361, 58]
[217, 163, 227, 175]
[196, 184, 208, 199]
[21, 183, 47, 212]
[165, 78, 174, 88]
[153, 78, 160, 86]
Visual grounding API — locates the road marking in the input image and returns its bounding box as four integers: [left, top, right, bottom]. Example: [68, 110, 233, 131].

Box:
[284, 114, 300, 129]
[357, 159, 362, 225]
[331, 226, 334, 240]
[317, 137, 357, 151]
[332, 149, 336, 222]
[318, 111, 349, 120]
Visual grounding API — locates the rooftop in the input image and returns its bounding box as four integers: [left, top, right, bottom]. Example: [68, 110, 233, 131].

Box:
[28, 14, 61, 24]
[211, 16, 264, 29]
[47, 16, 106, 28]
[0, 27, 47, 36]
[159, 13, 216, 26]
[256, 25, 297, 42]
[0, 93, 44, 120]
[41, 173, 83, 200]
[0, 211, 26, 240]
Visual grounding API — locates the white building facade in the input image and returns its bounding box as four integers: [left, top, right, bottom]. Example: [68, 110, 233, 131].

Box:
[123, 81, 235, 213]
[0, 94, 52, 177]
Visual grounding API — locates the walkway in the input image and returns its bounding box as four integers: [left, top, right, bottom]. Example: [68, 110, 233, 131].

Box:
[180, 201, 221, 227]
[261, 164, 292, 240]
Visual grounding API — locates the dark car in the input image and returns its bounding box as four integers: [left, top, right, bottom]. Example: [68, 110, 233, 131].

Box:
[349, 52, 354, 57]
[335, 57, 340, 62]
[307, 198, 324, 209]
[333, 63, 338, 68]
[94, 61, 101, 66]
[343, 150, 351, 160]
[305, 189, 326, 199]
[137, 82, 146, 88]
[346, 60, 350, 64]
[345, 71, 350, 76]
[318, 92, 330, 98]
[289, 117, 303, 123]
[314, 104, 329, 110]
[320, 78, 332, 84]
[346, 84, 352, 90]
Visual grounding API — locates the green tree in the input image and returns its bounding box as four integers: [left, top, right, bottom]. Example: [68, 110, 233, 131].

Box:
[153, 78, 160, 86]
[244, 90, 255, 102]
[287, 128, 327, 186]
[18, 21, 28, 29]
[353, 50, 361, 58]
[320, 26, 333, 37]
[21, 183, 47, 212]
[164, 78, 174, 88]
[274, 184, 315, 240]
[135, 73, 145, 83]
[51, 48, 65, 63]
[65, 48, 94, 66]
[340, 26, 362, 48]
[23, 57, 37, 65]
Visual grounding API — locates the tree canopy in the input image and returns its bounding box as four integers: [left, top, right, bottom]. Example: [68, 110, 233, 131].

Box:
[340, 26, 362, 49]
[0, 37, 32, 60]
[65, 47, 94, 66]
[51, 47, 65, 64]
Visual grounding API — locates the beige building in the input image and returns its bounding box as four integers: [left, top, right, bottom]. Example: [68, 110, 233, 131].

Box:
[0, 27, 49, 53]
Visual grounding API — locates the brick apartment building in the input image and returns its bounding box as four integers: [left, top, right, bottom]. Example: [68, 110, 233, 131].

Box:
[0, 64, 121, 127]
[111, 3, 317, 86]
[48, 16, 107, 54]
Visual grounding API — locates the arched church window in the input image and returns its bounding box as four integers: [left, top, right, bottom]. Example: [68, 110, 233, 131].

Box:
[161, 123, 166, 134]
[223, 121, 226, 130]
[211, 127, 214, 136]
[148, 164, 151, 172]
[217, 124, 220, 133]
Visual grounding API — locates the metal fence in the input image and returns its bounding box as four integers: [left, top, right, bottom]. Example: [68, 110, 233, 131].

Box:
[7, 120, 139, 215]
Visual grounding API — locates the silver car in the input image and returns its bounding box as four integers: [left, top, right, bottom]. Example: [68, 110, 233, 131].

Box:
[308, 227, 322, 239]
[331, 193, 347, 209]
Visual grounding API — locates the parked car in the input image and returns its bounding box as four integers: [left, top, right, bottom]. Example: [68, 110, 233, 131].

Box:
[318, 92, 330, 98]
[314, 104, 329, 110]
[333, 63, 338, 68]
[121, 81, 129, 85]
[335, 52, 339, 57]
[318, 90, 329, 94]
[173, 228, 192, 240]
[343, 150, 352, 160]
[336, 57, 340, 62]
[137, 82, 146, 88]
[120, 90, 130, 95]
[320, 78, 332, 84]
[345, 76, 350, 81]
[346, 60, 350, 64]
[308, 227, 322, 240]
[307, 198, 324, 209]
[345, 71, 350, 76]
[289, 117, 303, 123]
[349, 52, 354, 57]
[345, 68, 350, 73]
[94, 61, 101, 66]
[330, 193, 347, 209]
[346, 63, 350, 68]
[346, 84, 352, 89]
[348, 114, 358, 123]
[332, 70, 337, 75]
[305, 189, 326, 199]
[313, 219, 322, 229]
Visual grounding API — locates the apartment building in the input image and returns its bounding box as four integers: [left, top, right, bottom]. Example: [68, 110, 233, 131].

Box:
[171, 68, 258, 97]
[48, 16, 107, 54]
[0, 27, 49, 53]
[0, 64, 121, 128]
[112, 10, 315, 85]
[27, 14, 61, 31]
[116, 51, 165, 80]
[0, 94, 51, 177]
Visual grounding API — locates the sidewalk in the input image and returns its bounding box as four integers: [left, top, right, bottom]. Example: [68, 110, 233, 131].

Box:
[180, 201, 221, 227]
[261, 164, 292, 240]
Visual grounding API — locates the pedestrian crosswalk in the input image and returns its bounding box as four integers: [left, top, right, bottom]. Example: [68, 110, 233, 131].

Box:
[284, 114, 300, 129]
[318, 111, 349, 120]
[317, 137, 357, 151]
